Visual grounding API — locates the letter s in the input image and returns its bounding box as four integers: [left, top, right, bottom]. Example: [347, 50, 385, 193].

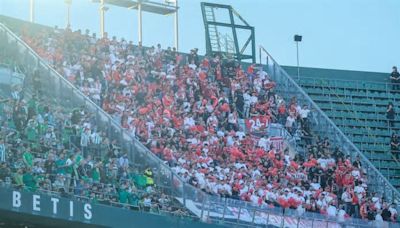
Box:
[84, 203, 92, 220]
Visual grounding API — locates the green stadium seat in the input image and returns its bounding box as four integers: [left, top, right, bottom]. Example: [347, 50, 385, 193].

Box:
[303, 77, 400, 189]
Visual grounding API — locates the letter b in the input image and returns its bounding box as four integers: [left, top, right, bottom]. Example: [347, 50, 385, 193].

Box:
[12, 191, 21, 208]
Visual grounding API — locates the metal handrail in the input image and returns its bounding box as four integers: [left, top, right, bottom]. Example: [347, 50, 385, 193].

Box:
[259, 45, 400, 199]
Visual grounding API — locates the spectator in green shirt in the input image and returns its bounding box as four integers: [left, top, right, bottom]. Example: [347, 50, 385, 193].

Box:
[74, 151, 83, 168]
[89, 192, 99, 204]
[27, 96, 38, 120]
[65, 153, 75, 192]
[0, 162, 10, 181]
[56, 152, 66, 175]
[23, 168, 37, 191]
[23, 148, 34, 168]
[62, 119, 74, 145]
[118, 185, 130, 204]
[92, 162, 101, 183]
[129, 191, 140, 207]
[25, 119, 38, 143]
[13, 168, 24, 187]
[0, 97, 8, 117]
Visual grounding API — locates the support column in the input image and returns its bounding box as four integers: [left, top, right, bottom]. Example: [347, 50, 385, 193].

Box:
[29, 0, 35, 23]
[296, 41, 300, 80]
[100, 0, 105, 38]
[138, 1, 143, 44]
[65, 0, 72, 28]
[174, 0, 179, 51]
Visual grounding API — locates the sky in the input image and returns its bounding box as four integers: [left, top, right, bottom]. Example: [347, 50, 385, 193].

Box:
[0, 0, 399, 73]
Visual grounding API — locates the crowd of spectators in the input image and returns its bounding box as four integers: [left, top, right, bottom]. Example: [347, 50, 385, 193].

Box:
[15, 26, 399, 223]
[0, 92, 190, 217]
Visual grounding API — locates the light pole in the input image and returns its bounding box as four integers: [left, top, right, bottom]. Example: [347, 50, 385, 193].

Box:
[294, 34, 302, 80]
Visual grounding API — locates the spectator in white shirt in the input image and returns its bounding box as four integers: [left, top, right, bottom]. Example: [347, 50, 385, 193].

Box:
[285, 113, 296, 134]
[296, 203, 306, 216]
[221, 180, 232, 196]
[243, 90, 251, 118]
[118, 153, 129, 170]
[90, 130, 102, 145]
[327, 203, 337, 217]
[351, 168, 361, 180]
[389, 204, 398, 221]
[0, 139, 5, 162]
[299, 105, 310, 125]
[341, 188, 353, 215]
[250, 193, 260, 205]
[354, 183, 366, 201]
[337, 205, 347, 222]
[249, 92, 258, 105]
[374, 210, 384, 227]
[80, 128, 91, 156]
[181, 172, 191, 182]
[183, 115, 195, 129]
[235, 131, 246, 140]
[188, 60, 197, 70]
[258, 137, 270, 151]
[310, 178, 321, 191]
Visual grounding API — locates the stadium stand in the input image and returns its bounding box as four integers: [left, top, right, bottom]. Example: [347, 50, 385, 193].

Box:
[1, 15, 400, 227]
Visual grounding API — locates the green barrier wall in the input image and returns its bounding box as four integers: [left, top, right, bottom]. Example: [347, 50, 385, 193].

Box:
[0, 186, 227, 228]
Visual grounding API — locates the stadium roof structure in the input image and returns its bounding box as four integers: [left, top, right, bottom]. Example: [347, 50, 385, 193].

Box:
[91, 0, 179, 49]
[91, 0, 176, 15]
